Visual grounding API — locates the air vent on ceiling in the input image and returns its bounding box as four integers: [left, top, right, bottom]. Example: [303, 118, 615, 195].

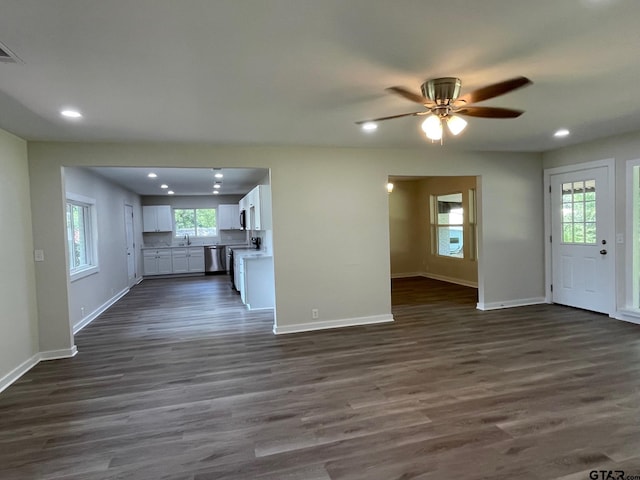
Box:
[0, 41, 22, 64]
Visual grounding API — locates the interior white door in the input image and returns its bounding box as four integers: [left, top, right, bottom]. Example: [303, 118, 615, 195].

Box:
[124, 204, 136, 286]
[550, 166, 614, 314]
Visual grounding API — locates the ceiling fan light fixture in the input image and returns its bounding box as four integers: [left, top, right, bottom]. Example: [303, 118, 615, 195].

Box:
[421, 115, 443, 141]
[446, 115, 468, 136]
[361, 122, 378, 132]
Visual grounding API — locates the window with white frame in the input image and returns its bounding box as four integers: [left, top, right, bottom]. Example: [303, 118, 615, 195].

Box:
[174, 208, 217, 238]
[66, 193, 98, 279]
[432, 192, 464, 258]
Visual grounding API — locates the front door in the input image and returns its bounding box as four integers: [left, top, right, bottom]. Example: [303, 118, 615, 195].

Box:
[125, 204, 136, 286]
[550, 165, 614, 314]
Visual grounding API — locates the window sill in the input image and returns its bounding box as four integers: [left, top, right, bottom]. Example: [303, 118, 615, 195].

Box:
[70, 265, 100, 282]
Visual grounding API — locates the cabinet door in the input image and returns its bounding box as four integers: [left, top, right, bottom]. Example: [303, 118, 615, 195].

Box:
[187, 248, 205, 272]
[172, 250, 189, 273]
[155, 206, 173, 232]
[143, 254, 159, 275]
[158, 250, 173, 274]
[142, 206, 158, 232]
[219, 205, 240, 230]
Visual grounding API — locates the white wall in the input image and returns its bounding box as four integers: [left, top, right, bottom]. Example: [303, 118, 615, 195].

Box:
[0, 128, 39, 388]
[27, 142, 544, 351]
[64, 167, 143, 332]
[543, 129, 640, 311]
[389, 180, 421, 276]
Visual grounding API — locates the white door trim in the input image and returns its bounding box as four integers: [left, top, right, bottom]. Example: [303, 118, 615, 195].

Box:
[543, 158, 616, 313]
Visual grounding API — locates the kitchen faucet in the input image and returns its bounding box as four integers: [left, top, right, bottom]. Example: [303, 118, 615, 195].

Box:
[184, 234, 191, 245]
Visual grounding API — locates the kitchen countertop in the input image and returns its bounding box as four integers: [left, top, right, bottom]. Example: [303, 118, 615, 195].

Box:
[142, 243, 250, 250]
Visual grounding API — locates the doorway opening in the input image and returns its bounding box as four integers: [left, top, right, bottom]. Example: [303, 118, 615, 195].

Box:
[388, 175, 479, 307]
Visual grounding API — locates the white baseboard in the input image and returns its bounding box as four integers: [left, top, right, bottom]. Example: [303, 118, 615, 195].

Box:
[273, 314, 394, 335]
[391, 272, 423, 279]
[0, 353, 40, 394]
[477, 297, 546, 311]
[0, 346, 78, 394]
[420, 273, 478, 288]
[613, 310, 640, 325]
[40, 346, 78, 361]
[73, 287, 129, 334]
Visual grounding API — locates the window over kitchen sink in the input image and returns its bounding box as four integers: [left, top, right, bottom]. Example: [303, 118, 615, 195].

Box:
[174, 208, 217, 237]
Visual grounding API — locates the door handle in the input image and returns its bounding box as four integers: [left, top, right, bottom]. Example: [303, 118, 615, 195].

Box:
[600, 249, 607, 255]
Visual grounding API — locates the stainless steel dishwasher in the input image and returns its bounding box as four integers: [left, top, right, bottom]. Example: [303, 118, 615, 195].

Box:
[204, 245, 226, 274]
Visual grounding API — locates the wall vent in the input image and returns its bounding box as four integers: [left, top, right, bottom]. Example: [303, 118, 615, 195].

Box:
[0, 41, 22, 64]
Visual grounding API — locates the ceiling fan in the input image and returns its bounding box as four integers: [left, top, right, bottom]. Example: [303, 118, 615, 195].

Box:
[356, 76, 532, 142]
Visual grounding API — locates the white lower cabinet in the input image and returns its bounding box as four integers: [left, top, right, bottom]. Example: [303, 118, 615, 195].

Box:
[143, 248, 172, 275]
[234, 253, 274, 310]
[143, 247, 204, 276]
[174, 247, 204, 273]
[244, 256, 274, 310]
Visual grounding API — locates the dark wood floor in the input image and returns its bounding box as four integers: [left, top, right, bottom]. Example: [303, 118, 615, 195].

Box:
[2, 276, 640, 479]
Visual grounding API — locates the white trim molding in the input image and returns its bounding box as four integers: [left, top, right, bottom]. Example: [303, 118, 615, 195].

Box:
[73, 287, 129, 334]
[613, 309, 640, 326]
[421, 273, 478, 288]
[0, 346, 78, 394]
[390, 272, 423, 279]
[477, 297, 546, 311]
[273, 314, 394, 335]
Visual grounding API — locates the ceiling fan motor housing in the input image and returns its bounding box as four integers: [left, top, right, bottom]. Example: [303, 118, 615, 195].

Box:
[422, 77, 461, 104]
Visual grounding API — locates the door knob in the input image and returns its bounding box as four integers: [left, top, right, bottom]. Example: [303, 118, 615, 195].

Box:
[600, 249, 607, 255]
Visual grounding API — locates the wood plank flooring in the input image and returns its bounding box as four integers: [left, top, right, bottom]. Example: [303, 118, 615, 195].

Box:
[2, 276, 640, 479]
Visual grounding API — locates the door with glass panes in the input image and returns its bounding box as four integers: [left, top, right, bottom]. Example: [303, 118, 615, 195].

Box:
[550, 165, 614, 314]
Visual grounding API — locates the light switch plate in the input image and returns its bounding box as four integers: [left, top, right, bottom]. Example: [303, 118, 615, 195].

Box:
[34, 249, 44, 262]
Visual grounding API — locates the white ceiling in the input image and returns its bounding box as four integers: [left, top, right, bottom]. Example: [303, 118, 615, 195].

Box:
[87, 167, 268, 196]
[0, 0, 638, 151]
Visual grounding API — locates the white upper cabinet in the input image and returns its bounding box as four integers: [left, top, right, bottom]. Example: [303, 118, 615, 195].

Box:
[142, 205, 173, 232]
[239, 185, 271, 231]
[218, 204, 241, 230]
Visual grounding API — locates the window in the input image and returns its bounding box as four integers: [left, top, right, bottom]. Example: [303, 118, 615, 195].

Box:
[174, 208, 217, 237]
[561, 180, 597, 244]
[66, 193, 98, 280]
[627, 160, 640, 311]
[433, 192, 464, 258]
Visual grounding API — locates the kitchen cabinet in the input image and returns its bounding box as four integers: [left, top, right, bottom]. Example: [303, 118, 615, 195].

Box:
[243, 256, 274, 310]
[171, 247, 205, 273]
[142, 206, 173, 232]
[143, 248, 173, 275]
[239, 185, 271, 231]
[233, 251, 274, 310]
[218, 204, 241, 230]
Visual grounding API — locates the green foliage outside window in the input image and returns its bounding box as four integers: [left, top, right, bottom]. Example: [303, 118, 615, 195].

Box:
[174, 208, 216, 237]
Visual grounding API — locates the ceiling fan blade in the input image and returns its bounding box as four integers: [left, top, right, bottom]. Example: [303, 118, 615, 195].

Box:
[386, 86, 434, 106]
[454, 76, 532, 105]
[455, 106, 524, 118]
[355, 111, 428, 124]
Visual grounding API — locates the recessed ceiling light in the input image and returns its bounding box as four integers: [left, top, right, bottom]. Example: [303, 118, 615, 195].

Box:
[213, 184, 221, 189]
[361, 122, 377, 132]
[213, 191, 220, 195]
[167, 190, 175, 195]
[147, 173, 157, 178]
[160, 184, 168, 189]
[60, 109, 83, 119]
[214, 173, 223, 179]
[554, 129, 570, 137]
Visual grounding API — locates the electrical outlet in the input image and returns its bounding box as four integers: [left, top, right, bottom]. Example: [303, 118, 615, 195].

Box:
[311, 308, 319, 319]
